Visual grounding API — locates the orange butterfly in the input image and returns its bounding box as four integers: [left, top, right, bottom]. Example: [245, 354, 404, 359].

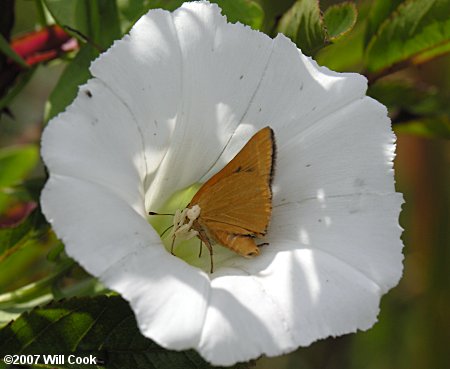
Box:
[155, 126, 276, 273]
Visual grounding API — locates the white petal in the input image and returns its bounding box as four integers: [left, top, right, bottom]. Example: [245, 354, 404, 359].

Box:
[89, 8, 181, 208]
[201, 33, 368, 180]
[201, 191, 403, 365]
[273, 97, 397, 205]
[90, 2, 275, 210]
[41, 79, 146, 213]
[42, 174, 211, 350]
[101, 247, 210, 350]
[199, 271, 295, 366]
[268, 193, 403, 291]
[200, 247, 382, 366]
[41, 175, 152, 275]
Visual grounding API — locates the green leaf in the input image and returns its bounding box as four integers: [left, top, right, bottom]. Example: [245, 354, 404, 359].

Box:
[395, 117, 450, 138]
[19, 177, 48, 203]
[315, 0, 368, 73]
[0, 145, 39, 188]
[45, 45, 98, 122]
[323, 2, 357, 41]
[43, 0, 121, 121]
[0, 293, 53, 328]
[44, 0, 121, 49]
[368, 80, 450, 138]
[0, 214, 34, 256]
[0, 67, 36, 111]
[144, 0, 185, 11]
[0, 177, 46, 216]
[117, 0, 147, 32]
[214, 0, 264, 30]
[364, 0, 403, 46]
[412, 40, 450, 64]
[315, 21, 365, 72]
[91, 0, 122, 49]
[0, 208, 48, 260]
[368, 80, 450, 116]
[117, 0, 263, 31]
[277, 0, 327, 56]
[43, 0, 90, 39]
[366, 0, 450, 72]
[0, 296, 248, 369]
[0, 34, 29, 68]
[257, 0, 296, 34]
[117, 0, 178, 33]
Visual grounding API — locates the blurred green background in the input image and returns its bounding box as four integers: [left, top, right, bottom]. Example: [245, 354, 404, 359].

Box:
[0, 0, 449, 368]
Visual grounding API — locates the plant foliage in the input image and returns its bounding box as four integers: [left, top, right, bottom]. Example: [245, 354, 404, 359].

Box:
[0, 0, 449, 367]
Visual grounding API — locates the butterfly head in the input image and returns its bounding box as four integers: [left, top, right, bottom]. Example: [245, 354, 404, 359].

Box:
[170, 204, 201, 241]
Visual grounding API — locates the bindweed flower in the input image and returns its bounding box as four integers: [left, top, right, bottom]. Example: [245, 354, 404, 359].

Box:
[41, 1, 404, 366]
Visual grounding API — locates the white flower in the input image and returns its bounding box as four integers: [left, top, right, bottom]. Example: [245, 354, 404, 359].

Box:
[40, 1, 404, 366]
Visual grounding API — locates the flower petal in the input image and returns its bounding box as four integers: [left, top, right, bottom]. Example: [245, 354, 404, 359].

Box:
[42, 174, 211, 350]
[273, 97, 397, 205]
[200, 246, 382, 365]
[269, 193, 403, 291]
[205, 192, 403, 364]
[100, 246, 210, 350]
[41, 175, 152, 275]
[199, 270, 295, 365]
[89, 2, 276, 209]
[201, 33, 368, 180]
[41, 79, 146, 213]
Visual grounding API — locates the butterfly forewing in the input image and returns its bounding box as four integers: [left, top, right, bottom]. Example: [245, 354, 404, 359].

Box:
[198, 172, 271, 235]
[190, 127, 274, 203]
[189, 126, 275, 250]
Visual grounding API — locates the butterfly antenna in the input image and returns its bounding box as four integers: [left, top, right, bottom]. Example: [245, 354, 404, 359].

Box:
[148, 211, 175, 216]
[149, 211, 175, 216]
[160, 224, 174, 238]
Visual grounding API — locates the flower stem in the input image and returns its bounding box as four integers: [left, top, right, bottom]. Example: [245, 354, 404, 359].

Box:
[34, 0, 49, 28]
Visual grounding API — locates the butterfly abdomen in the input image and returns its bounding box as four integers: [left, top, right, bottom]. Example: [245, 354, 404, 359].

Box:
[212, 230, 260, 257]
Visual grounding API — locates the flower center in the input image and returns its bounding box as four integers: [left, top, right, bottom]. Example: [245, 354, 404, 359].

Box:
[148, 184, 234, 271]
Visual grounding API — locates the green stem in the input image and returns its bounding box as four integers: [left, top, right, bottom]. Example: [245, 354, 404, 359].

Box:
[87, 0, 101, 44]
[0, 260, 74, 307]
[34, 0, 49, 28]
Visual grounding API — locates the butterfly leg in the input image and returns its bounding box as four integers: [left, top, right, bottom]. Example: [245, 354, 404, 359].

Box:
[199, 234, 214, 273]
[204, 240, 214, 274]
[198, 239, 203, 258]
[170, 235, 176, 255]
[195, 227, 214, 273]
